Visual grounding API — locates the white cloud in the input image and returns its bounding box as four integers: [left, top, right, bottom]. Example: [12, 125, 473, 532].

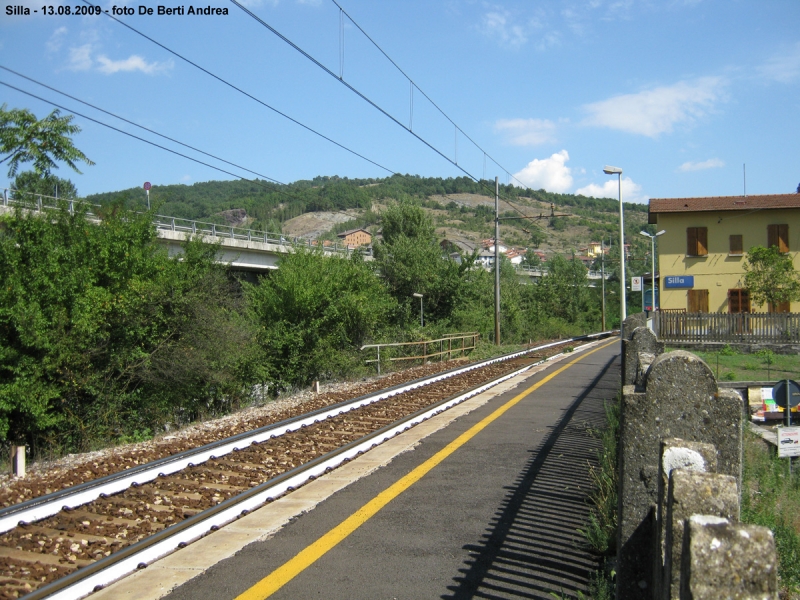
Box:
[677, 158, 725, 172]
[582, 77, 725, 137]
[495, 118, 557, 146]
[96, 54, 173, 75]
[512, 150, 573, 193]
[758, 42, 800, 83]
[575, 177, 647, 204]
[479, 8, 528, 49]
[67, 44, 94, 71]
[46, 27, 68, 54]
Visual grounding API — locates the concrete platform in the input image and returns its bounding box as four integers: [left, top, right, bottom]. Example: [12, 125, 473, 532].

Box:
[91, 338, 621, 600]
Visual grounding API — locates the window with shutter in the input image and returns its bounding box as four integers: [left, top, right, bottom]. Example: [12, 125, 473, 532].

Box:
[729, 235, 743, 255]
[768, 300, 791, 313]
[728, 289, 750, 313]
[686, 227, 708, 256]
[687, 289, 709, 313]
[767, 224, 789, 253]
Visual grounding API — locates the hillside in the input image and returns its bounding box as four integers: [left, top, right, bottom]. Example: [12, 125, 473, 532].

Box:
[85, 175, 651, 266]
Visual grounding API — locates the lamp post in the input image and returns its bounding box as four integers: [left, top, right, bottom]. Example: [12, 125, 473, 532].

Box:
[412, 293, 423, 327]
[640, 230, 666, 312]
[603, 166, 626, 326]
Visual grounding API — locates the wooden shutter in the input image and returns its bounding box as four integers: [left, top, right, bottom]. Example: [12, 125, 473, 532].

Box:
[687, 227, 708, 256]
[768, 300, 790, 313]
[688, 289, 709, 313]
[768, 224, 789, 253]
[687, 228, 697, 256]
[729, 235, 743, 255]
[728, 289, 750, 313]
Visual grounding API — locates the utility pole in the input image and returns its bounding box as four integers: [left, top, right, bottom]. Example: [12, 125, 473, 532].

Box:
[494, 176, 501, 346]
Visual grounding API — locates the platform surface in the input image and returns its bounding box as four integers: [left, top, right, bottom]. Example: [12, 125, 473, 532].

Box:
[95, 339, 620, 600]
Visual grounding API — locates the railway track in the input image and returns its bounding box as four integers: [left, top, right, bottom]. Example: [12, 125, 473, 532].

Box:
[0, 333, 613, 599]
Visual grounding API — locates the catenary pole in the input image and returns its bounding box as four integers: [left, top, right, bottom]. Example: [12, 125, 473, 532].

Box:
[494, 176, 500, 346]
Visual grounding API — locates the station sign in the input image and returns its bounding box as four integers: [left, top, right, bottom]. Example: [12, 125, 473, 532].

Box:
[778, 427, 800, 458]
[664, 275, 694, 289]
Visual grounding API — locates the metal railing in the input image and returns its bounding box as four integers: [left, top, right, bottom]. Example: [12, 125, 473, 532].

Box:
[656, 311, 800, 344]
[361, 332, 480, 374]
[513, 263, 608, 279]
[1, 188, 372, 257]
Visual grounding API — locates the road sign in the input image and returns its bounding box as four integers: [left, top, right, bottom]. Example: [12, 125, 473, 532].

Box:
[773, 380, 800, 409]
[143, 182, 151, 191]
[631, 276, 642, 292]
[778, 427, 800, 458]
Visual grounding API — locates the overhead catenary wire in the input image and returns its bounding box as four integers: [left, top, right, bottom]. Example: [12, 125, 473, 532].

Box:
[229, 0, 534, 222]
[0, 65, 284, 186]
[78, 0, 395, 178]
[328, 0, 532, 191]
[0, 80, 291, 193]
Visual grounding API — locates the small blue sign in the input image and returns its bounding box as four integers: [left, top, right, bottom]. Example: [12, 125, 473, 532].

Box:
[665, 275, 694, 289]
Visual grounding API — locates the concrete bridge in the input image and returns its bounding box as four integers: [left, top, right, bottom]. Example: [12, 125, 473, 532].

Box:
[2, 190, 607, 278]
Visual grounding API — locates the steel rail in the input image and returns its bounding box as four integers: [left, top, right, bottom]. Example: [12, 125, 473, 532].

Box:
[27, 333, 612, 600]
[0, 332, 610, 535]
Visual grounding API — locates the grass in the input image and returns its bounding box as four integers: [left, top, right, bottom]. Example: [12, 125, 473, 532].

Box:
[668, 345, 800, 382]
[573, 395, 620, 600]
[742, 430, 800, 597]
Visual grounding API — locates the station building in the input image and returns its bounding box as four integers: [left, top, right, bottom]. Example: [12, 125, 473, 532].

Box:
[648, 193, 800, 313]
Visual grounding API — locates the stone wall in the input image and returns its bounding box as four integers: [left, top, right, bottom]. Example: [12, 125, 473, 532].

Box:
[615, 317, 778, 599]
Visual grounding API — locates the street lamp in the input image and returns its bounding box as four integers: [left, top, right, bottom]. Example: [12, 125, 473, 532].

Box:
[640, 230, 666, 312]
[603, 165, 626, 326]
[412, 293, 423, 327]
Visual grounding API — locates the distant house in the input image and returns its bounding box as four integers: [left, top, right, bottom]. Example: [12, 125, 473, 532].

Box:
[505, 248, 526, 265]
[337, 228, 372, 247]
[481, 238, 508, 254]
[587, 242, 605, 258]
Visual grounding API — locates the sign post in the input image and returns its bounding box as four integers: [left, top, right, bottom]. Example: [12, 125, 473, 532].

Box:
[631, 276, 643, 312]
[774, 379, 800, 473]
[143, 181, 151, 210]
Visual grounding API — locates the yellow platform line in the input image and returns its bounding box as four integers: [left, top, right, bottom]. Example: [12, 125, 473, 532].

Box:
[236, 338, 618, 600]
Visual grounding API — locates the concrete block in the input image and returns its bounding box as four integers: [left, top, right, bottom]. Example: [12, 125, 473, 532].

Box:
[680, 516, 778, 600]
[654, 439, 718, 598]
[664, 470, 738, 600]
[617, 351, 743, 600]
[623, 325, 664, 387]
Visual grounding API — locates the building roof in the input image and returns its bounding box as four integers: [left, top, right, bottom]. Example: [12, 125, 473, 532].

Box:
[337, 228, 371, 238]
[648, 193, 800, 224]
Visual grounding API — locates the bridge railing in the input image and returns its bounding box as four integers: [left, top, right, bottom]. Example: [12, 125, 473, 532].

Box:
[2, 188, 372, 257]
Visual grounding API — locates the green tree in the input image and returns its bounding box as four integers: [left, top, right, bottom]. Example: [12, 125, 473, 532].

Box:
[11, 171, 78, 200]
[0, 105, 94, 178]
[245, 249, 395, 389]
[0, 203, 262, 449]
[743, 245, 800, 310]
[373, 200, 461, 324]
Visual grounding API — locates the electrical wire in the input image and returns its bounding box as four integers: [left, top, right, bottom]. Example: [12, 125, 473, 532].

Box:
[229, 0, 534, 221]
[0, 65, 284, 186]
[78, 0, 395, 178]
[0, 80, 288, 191]
[329, 0, 530, 190]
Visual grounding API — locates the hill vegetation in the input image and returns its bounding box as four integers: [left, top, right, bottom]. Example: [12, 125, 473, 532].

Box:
[85, 174, 652, 260]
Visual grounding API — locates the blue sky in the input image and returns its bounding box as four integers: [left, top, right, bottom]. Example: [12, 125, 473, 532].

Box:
[1, 0, 798, 203]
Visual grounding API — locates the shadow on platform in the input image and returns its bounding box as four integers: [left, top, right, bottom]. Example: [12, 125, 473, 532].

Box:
[442, 354, 619, 600]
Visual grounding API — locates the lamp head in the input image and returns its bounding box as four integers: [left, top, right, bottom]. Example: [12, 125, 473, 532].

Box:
[412, 293, 423, 298]
[639, 231, 652, 238]
[603, 165, 623, 175]
[655, 230, 666, 237]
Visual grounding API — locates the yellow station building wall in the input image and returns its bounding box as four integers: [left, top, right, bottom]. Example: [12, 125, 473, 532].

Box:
[655, 208, 800, 313]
